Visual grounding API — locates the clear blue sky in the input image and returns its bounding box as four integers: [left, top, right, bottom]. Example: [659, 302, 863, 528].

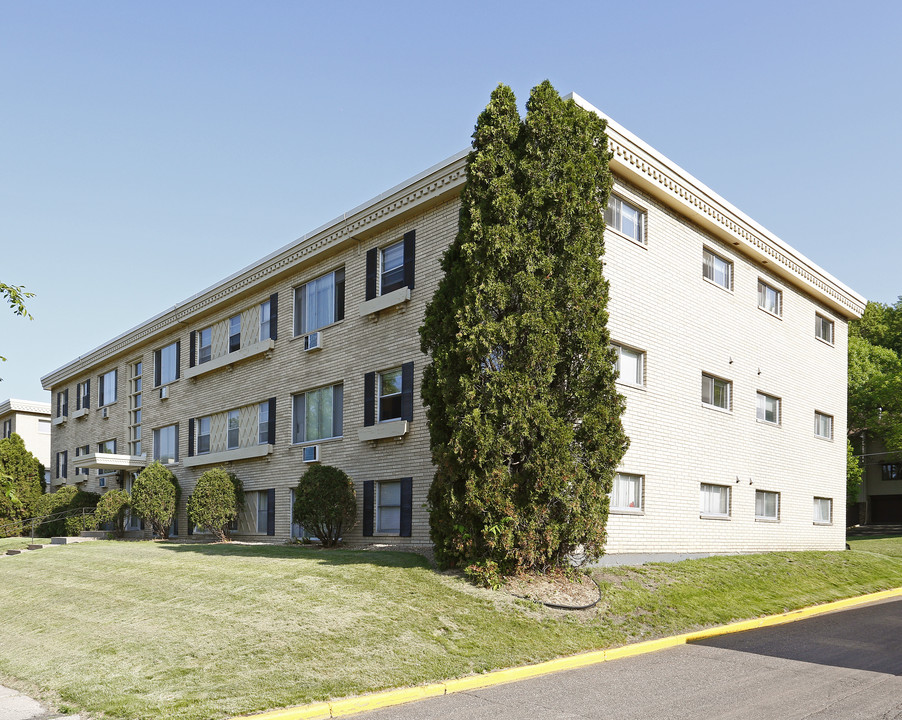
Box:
[1, 0, 899, 403]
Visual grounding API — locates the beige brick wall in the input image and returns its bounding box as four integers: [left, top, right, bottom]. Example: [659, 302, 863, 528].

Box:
[46, 170, 852, 555]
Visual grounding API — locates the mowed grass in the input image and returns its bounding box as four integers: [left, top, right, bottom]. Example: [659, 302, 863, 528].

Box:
[0, 539, 901, 720]
[0, 536, 52, 552]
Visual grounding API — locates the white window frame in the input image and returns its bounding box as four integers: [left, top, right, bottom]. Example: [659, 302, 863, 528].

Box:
[605, 194, 646, 245]
[259, 300, 271, 342]
[156, 342, 179, 386]
[377, 480, 402, 534]
[153, 424, 179, 464]
[74, 445, 90, 476]
[293, 268, 344, 336]
[756, 392, 781, 426]
[611, 473, 643, 512]
[292, 383, 343, 444]
[76, 380, 90, 410]
[379, 368, 403, 422]
[97, 439, 117, 475]
[700, 483, 730, 518]
[38, 419, 51, 435]
[814, 411, 834, 440]
[815, 314, 834, 345]
[757, 279, 782, 317]
[702, 247, 732, 291]
[701, 373, 731, 411]
[613, 344, 645, 387]
[98, 369, 117, 407]
[1, 420, 10, 439]
[258, 402, 269, 445]
[813, 497, 833, 525]
[198, 327, 212, 364]
[196, 416, 211, 455]
[380, 241, 405, 295]
[256, 490, 268, 534]
[227, 410, 240, 450]
[755, 490, 779, 521]
[229, 315, 241, 353]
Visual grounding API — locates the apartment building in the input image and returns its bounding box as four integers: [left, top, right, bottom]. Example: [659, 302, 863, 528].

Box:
[40, 93, 865, 555]
[0, 399, 51, 475]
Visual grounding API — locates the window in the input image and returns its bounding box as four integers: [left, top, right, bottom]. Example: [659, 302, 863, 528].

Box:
[813, 497, 833, 524]
[611, 473, 643, 511]
[815, 314, 834, 344]
[259, 300, 271, 342]
[75, 445, 90, 476]
[1, 420, 9, 439]
[294, 269, 345, 336]
[129, 361, 143, 456]
[227, 410, 239, 450]
[258, 402, 269, 444]
[757, 279, 782, 316]
[229, 314, 241, 353]
[755, 490, 779, 520]
[56, 450, 68, 479]
[153, 424, 178, 464]
[196, 416, 211, 455]
[56, 389, 68, 418]
[98, 369, 117, 406]
[380, 241, 405, 295]
[76, 380, 90, 410]
[256, 490, 269, 534]
[756, 392, 781, 425]
[198, 328, 212, 364]
[613, 344, 644, 386]
[700, 483, 730, 517]
[38, 419, 51, 434]
[702, 373, 731, 410]
[377, 481, 402, 534]
[155, 342, 180, 386]
[815, 411, 833, 439]
[882, 464, 902, 482]
[703, 248, 732, 290]
[379, 368, 403, 421]
[292, 384, 343, 443]
[98, 440, 117, 475]
[605, 195, 645, 244]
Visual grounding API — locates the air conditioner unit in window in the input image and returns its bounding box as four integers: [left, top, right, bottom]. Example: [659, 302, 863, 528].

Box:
[302, 445, 320, 463]
[160, 386, 169, 400]
[304, 332, 322, 351]
[101, 407, 109, 419]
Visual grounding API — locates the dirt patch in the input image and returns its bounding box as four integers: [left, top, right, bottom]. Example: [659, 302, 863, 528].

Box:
[503, 572, 600, 609]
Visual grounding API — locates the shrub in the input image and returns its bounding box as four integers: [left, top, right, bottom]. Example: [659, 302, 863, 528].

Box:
[64, 512, 98, 535]
[293, 465, 356, 547]
[0, 433, 44, 531]
[32, 486, 101, 537]
[186, 468, 244, 542]
[94, 489, 131, 538]
[131, 462, 181, 538]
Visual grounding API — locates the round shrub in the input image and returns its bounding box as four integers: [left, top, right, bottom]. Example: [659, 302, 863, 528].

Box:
[32, 486, 100, 537]
[131, 462, 181, 539]
[94, 489, 131, 538]
[293, 465, 356, 547]
[187, 468, 243, 542]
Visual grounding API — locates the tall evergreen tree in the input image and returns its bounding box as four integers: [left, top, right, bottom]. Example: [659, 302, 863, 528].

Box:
[0, 433, 44, 530]
[420, 82, 628, 574]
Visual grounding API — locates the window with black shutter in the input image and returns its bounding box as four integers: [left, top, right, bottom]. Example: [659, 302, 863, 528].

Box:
[363, 480, 374, 536]
[269, 293, 279, 340]
[266, 488, 276, 536]
[363, 372, 376, 427]
[400, 477, 413, 537]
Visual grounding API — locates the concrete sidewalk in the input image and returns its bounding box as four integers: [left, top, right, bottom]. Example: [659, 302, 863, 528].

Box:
[0, 685, 80, 720]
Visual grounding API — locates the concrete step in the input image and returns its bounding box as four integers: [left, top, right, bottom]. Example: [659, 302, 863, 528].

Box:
[50, 536, 97, 545]
[5, 549, 25, 555]
[79, 531, 108, 539]
[27, 544, 47, 550]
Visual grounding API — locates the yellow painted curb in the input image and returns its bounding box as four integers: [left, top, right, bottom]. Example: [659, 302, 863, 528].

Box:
[232, 586, 902, 720]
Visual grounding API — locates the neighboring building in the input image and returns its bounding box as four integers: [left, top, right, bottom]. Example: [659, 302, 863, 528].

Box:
[852, 438, 902, 524]
[0, 398, 52, 474]
[39, 93, 865, 556]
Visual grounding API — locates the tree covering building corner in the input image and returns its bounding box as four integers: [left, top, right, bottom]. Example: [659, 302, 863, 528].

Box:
[420, 81, 628, 577]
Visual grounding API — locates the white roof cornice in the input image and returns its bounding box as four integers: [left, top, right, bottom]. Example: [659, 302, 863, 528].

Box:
[0, 399, 51, 416]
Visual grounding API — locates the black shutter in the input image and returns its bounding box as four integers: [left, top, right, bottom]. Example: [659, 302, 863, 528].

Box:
[175, 341, 181, 379]
[187, 419, 195, 457]
[189, 331, 196, 368]
[363, 372, 376, 427]
[76, 386, 81, 411]
[266, 488, 276, 536]
[363, 481, 374, 536]
[140, 519, 145, 531]
[400, 477, 413, 537]
[62, 450, 68, 478]
[403, 230, 416, 290]
[172, 515, 178, 537]
[154, 350, 161, 386]
[269, 293, 279, 340]
[85, 379, 90, 409]
[98, 380, 104, 408]
[335, 269, 345, 321]
[267, 397, 276, 445]
[188, 520, 193, 536]
[365, 248, 377, 300]
[401, 362, 414, 422]
[63, 389, 68, 416]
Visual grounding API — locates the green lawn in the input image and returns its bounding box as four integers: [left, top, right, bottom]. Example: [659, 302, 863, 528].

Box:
[0, 536, 52, 553]
[1, 539, 901, 720]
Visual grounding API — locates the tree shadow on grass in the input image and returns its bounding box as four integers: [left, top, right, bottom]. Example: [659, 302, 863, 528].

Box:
[155, 540, 434, 570]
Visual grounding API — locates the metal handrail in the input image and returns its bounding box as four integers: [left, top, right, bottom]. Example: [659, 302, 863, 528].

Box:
[0, 506, 96, 541]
